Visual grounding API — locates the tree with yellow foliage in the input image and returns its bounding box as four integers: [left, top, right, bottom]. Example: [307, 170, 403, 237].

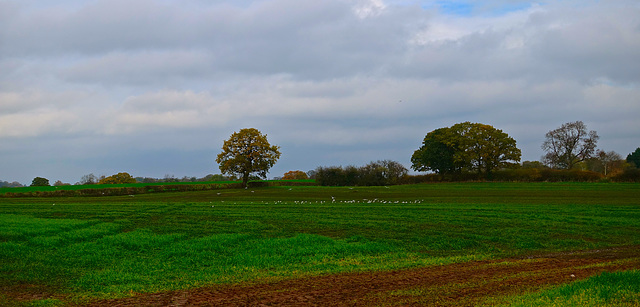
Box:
[282, 170, 308, 180]
[216, 128, 281, 188]
[98, 172, 136, 184]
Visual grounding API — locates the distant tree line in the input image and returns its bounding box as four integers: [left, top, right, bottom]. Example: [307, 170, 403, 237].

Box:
[5, 122, 640, 190]
[0, 173, 240, 189]
[537, 121, 639, 181]
[0, 180, 24, 188]
[73, 172, 237, 185]
[311, 121, 639, 186]
[138, 174, 238, 183]
[405, 120, 640, 183]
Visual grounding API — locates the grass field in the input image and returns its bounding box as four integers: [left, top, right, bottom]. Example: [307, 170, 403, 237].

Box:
[1, 182, 639, 306]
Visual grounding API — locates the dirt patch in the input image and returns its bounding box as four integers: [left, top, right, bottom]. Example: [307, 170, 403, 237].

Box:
[86, 246, 640, 307]
[0, 284, 63, 304]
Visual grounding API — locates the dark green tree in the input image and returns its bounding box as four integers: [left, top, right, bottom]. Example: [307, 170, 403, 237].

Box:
[411, 128, 458, 174]
[447, 122, 521, 174]
[31, 177, 50, 187]
[627, 148, 640, 168]
[412, 122, 521, 176]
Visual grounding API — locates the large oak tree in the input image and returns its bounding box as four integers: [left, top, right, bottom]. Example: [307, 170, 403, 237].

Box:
[216, 128, 281, 188]
[412, 122, 521, 176]
[411, 127, 458, 174]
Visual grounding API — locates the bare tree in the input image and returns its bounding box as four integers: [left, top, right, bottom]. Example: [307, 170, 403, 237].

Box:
[79, 173, 97, 185]
[596, 150, 623, 176]
[542, 121, 598, 169]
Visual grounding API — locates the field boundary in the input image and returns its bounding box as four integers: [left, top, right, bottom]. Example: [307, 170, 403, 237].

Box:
[0, 180, 316, 198]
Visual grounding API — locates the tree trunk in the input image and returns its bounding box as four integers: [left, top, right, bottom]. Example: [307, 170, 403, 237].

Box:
[242, 172, 250, 188]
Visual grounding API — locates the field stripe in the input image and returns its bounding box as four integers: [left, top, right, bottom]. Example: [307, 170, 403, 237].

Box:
[87, 245, 640, 306]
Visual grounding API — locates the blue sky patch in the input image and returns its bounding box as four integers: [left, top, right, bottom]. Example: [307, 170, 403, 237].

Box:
[436, 1, 474, 15]
[428, 1, 533, 16]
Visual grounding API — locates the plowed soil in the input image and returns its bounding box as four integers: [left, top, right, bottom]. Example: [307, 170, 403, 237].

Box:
[82, 246, 640, 307]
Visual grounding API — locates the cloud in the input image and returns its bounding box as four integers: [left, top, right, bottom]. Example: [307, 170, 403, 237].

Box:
[62, 50, 215, 87]
[0, 90, 93, 137]
[353, 0, 387, 18]
[104, 90, 232, 134]
[401, 2, 640, 84]
[2, 0, 416, 82]
[0, 0, 639, 183]
[0, 109, 79, 138]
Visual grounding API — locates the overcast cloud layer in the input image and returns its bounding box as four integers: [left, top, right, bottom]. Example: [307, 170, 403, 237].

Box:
[1, 0, 639, 184]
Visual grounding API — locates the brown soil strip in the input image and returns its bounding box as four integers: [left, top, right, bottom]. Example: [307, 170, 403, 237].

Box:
[84, 246, 639, 307]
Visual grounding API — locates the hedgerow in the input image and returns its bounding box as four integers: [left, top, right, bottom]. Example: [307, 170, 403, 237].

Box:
[0, 180, 315, 198]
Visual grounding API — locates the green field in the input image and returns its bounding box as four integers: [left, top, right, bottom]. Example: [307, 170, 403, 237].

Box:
[1, 182, 639, 305]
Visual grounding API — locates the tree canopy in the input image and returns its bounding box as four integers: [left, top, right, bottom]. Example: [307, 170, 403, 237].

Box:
[216, 128, 281, 188]
[542, 121, 598, 170]
[30, 177, 50, 187]
[594, 150, 623, 176]
[411, 127, 458, 175]
[627, 148, 640, 168]
[98, 172, 137, 184]
[412, 122, 521, 175]
[282, 170, 309, 180]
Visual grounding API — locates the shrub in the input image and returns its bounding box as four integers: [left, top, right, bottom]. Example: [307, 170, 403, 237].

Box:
[315, 161, 408, 186]
[611, 168, 640, 182]
[282, 170, 309, 180]
[493, 169, 542, 182]
[403, 168, 604, 183]
[399, 174, 442, 184]
[538, 169, 603, 182]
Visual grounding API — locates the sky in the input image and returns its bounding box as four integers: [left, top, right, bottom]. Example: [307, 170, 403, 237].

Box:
[1, 0, 639, 185]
